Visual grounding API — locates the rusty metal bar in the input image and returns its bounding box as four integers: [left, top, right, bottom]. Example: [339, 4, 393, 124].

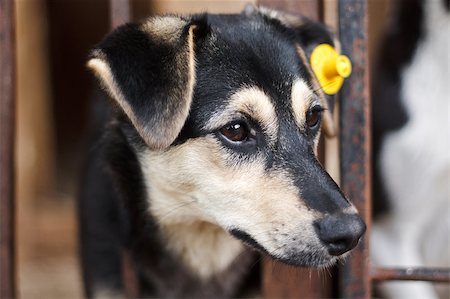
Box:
[0, 0, 17, 298]
[372, 267, 450, 283]
[110, 0, 131, 29]
[338, 0, 371, 298]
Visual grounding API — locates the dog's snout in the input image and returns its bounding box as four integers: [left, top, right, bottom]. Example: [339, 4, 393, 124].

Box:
[315, 214, 366, 256]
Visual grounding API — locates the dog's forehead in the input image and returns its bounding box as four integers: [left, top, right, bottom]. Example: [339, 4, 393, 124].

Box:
[191, 14, 315, 121]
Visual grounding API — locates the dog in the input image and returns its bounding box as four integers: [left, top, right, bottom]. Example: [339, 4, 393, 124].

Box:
[80, 5, 366, 298]
[372, 0, 449, 298]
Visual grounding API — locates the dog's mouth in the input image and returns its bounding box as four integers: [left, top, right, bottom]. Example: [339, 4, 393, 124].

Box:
[229, 228, 339, 267]
[229, 228, 270, 254]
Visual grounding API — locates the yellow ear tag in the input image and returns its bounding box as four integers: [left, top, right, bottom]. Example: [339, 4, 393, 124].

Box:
[310, 44, 352, 95]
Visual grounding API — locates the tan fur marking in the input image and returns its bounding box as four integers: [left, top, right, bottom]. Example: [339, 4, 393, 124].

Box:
[94, 288, 124, 299]
[161, 222, 244, 279]
[87, 58, 142, 136]
[143, 20, 197, 149]
[343, 205, 358, 214]
[155, 22, 197, 148]
[141, 16, 186, 43]
[291, 79, 316, 128]
[186, 24, 197, 115]
[297, 45, 336, 136]
[205, 87, 278, 143]
[139, 136, 326, 277]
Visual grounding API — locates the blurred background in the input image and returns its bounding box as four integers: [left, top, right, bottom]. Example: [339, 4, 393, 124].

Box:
[13, 0, 389, 298]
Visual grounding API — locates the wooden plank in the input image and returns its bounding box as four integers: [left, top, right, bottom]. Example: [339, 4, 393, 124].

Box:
[263, 257, 333, 299]
[258, 0, 321, 20]
[0, 0, 16, 297]
[338, 0, 371, 298]
[110, 0, 131, 29]
[150, 0, 255, 15]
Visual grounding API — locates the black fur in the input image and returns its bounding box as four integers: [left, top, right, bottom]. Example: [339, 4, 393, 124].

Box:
[230, 229, 269, 254]
[81, 8, 360, 298]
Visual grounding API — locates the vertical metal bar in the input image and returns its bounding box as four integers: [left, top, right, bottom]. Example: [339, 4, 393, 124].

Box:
[0, 0, 16, 297]
[338, 0, 371, 298]
[110, 0, 131, 29]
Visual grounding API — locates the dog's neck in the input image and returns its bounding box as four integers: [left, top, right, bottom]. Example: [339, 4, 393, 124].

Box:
[159, 221, 244, 279]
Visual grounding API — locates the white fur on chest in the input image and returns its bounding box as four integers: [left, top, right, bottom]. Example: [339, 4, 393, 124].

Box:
[160, 222, 244, 279]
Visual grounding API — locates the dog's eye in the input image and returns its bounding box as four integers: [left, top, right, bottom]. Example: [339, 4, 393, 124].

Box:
[306, 106, 324, 128]
[220, 122, 249, 142]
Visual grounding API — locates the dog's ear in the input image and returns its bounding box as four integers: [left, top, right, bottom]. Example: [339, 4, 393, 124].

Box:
[244, 5, 338, 136]
[244, 5, 336, 53]
[87, 16, 208, 149]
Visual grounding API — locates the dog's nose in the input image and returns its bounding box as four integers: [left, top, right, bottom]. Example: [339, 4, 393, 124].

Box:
[315, 213, 366, 256]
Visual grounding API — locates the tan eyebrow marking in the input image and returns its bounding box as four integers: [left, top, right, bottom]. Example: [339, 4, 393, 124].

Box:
[291, 79, 317, 129]
[205, 86, 278, 143]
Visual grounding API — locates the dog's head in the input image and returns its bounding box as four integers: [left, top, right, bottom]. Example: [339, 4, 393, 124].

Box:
[88, 6, 365, 267]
